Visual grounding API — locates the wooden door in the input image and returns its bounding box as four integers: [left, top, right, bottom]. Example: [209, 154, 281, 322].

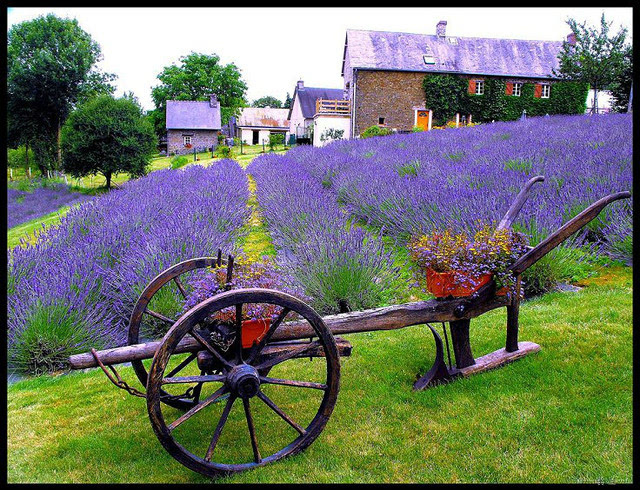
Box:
[416, 110, 430, 131]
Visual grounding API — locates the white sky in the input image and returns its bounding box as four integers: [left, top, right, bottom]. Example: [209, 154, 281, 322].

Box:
[6, 7, 634, 112]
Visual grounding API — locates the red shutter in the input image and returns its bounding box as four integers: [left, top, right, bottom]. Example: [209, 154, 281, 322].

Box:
[468, 79, 476, 95]
[505, 82, 513, 96]
[534, 84, 542, 98]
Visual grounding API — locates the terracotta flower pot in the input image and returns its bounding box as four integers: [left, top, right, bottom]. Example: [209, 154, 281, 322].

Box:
[241, 318, 271, 348]
[425, 268, 493, 298]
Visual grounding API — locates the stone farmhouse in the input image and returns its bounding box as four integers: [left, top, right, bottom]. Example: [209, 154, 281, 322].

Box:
[165, 94, 222, 155]
[341, 21, 574, 136]
[287, 80, 349, 145]
[236, 107, 290, 145]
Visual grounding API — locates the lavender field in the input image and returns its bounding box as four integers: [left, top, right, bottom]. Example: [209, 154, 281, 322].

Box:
[7, 162, 250, 374]
[7, 180, 93, 229]
[249, 113, 632, 302]
[7, 114, 632, 375]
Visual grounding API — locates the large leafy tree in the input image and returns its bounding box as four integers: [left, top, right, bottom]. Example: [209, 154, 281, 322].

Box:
[252, 96, 282, 108]
[553, 13, 630, 114]
[7, 14, 116, 174]
[150, 52, 248, 139]
[61, 95, 157, 189]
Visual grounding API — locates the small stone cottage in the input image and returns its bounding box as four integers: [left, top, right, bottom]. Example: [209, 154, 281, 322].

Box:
[166, 94, 222, 155]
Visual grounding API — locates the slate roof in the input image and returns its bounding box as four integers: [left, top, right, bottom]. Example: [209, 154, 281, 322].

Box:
[166, 100, 222, 130]
[342, 29, 564, 79]
[237, 107, 289, 129]
[288, 86, 346, 120]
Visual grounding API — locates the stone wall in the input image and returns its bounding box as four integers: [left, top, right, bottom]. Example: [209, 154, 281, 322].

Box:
[353, 70, 427, 136]
[167, 129, 219, 155]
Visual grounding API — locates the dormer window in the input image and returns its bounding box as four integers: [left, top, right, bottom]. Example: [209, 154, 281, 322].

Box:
[423, 55, 436, 65]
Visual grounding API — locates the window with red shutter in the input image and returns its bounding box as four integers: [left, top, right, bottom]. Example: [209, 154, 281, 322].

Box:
[506, 82, 513, 96]
[534, 84, 543, 98]
[468, 79, 476, 95]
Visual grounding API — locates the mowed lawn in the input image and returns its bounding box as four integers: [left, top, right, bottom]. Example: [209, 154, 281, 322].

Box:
[7, 265, 632, 483]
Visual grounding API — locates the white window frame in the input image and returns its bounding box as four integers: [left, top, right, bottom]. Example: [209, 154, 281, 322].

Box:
[541, 84, 551, 98]
[475, 80, 484, 95]
[183, 135, 192, 146]
[513, 82, 522, 97]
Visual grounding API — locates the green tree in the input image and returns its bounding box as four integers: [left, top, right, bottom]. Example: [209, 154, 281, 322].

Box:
[7, 14, 117, 174]
[283, 92, 293, 109]
[554, 13, 630, 114]
[151, 52, 248, 139]
[608, 45, 633, 113]
[252, 96, 282, 108]
[61, 95, 157, 189]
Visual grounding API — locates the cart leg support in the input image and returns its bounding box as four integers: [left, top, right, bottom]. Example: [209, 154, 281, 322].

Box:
[449, 319, 476, 369]
[413, 324, 458, 390]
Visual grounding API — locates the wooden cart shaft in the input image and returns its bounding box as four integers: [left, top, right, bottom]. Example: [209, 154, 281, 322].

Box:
[68, 293, 510, 369]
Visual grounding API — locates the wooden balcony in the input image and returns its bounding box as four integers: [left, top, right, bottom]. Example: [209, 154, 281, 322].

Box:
[315, 99, 351, 115]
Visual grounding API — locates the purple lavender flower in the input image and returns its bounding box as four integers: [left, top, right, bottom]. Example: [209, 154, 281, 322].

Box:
[8, 162, 250, 373]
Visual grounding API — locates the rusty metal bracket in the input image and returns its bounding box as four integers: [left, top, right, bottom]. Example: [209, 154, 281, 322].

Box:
[90, 348, 147, 398]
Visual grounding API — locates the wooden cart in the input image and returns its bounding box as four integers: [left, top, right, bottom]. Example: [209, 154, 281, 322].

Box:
[68, 177, 630, 478]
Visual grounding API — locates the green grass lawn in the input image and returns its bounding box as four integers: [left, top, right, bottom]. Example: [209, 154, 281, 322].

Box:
[7, 265, 632, 483]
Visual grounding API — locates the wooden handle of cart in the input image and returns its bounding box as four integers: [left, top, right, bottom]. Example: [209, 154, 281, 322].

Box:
[497, 175, 545, 230]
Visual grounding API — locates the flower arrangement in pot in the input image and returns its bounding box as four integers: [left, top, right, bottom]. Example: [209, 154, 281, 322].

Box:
[408, 223, 528, 299]
[184, 256, 307, 349]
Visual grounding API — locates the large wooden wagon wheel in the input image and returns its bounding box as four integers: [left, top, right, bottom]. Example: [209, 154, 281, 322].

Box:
[146, 288, 341, 477]
[128, 255, 227, 410]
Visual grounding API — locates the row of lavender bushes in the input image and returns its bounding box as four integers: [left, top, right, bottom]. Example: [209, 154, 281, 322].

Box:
[254, 114, 632, 296]
[8, 162, 250, 374]
[249, 153, 403, 315]
[7, 178, 93, 229]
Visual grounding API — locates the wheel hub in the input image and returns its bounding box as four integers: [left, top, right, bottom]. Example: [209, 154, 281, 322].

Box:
[226, 364, 260, 398]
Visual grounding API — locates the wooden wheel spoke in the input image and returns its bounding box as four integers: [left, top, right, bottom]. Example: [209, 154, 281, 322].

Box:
[256, 390, 307, 436]
[243, 397, 262, 463]
[235, 303, 243, 363]
[145, 308, 175, 325]
[247, 307, 291, 364]
[165, 352, 198, 379]
[173, 276, 188, 299]
[254, 342, 320, 371]
[260, 376, 327, 391]
[204, 394, 236, 462]
[162, 374, 225, 384]
[189, 328, 233, 370]
[168, 385, 228, 432]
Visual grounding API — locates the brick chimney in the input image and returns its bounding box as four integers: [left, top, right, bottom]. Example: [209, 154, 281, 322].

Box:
[566, 32, 576, 45]
[297, 80, 304, 90]
[209, 94, 218, 108]
[436, 20, 447, 39]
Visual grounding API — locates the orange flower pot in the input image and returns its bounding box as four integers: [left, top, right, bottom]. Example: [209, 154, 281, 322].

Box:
[425, 268, 493, 298]
[241, 318, 271, 348]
